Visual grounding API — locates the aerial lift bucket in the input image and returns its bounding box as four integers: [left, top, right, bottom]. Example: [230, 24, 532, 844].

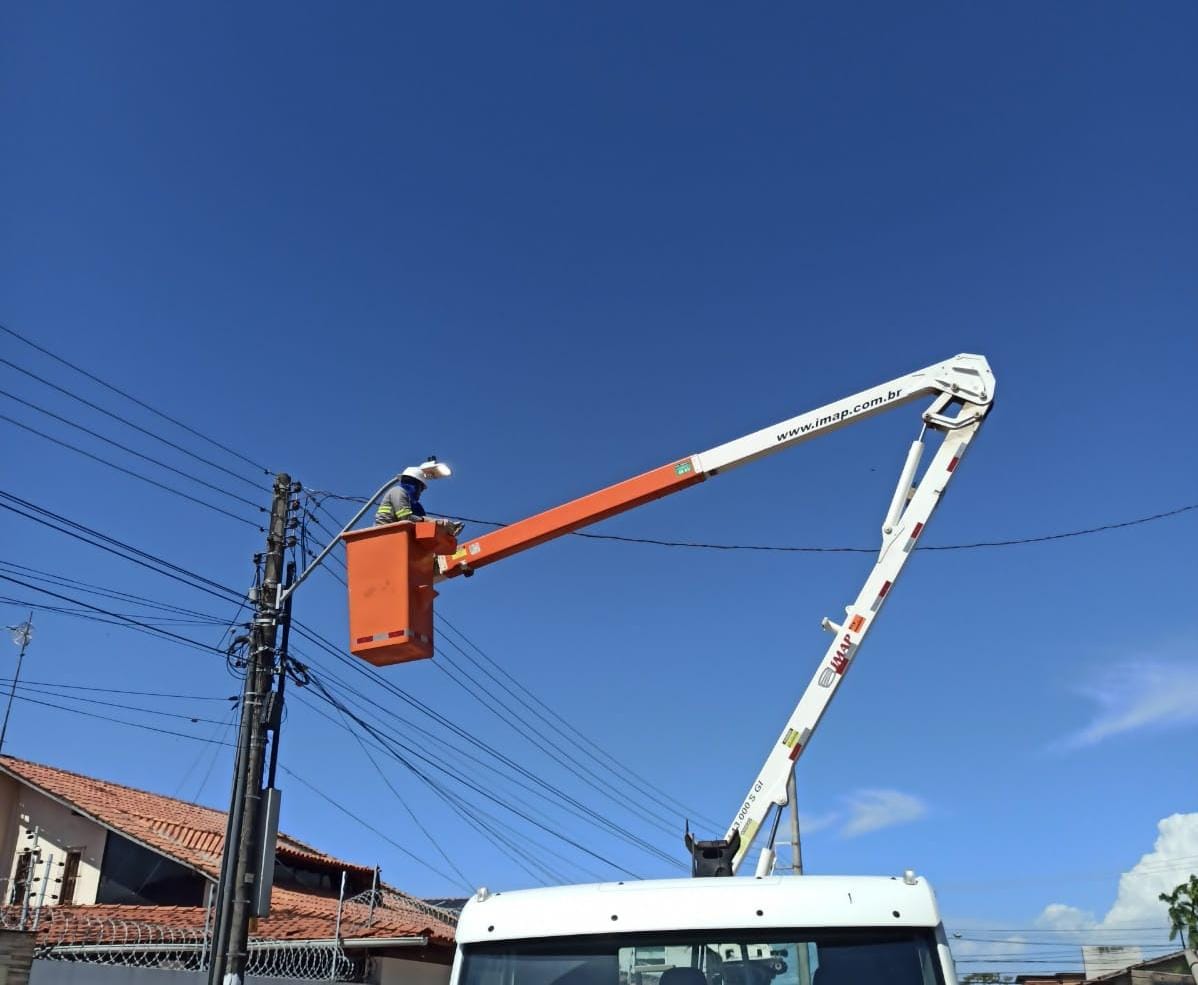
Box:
[342, 522, 457, 666]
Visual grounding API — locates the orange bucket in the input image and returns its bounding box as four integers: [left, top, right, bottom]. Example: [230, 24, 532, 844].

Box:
[342, 522, 457, 666]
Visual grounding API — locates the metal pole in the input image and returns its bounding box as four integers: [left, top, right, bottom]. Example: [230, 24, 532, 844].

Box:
[201, 881, 215, 972]
[332, 871, 347, 982]
[0, 612, 34, 755]
[223, 474, 292, 985]
[334, 871, 347, 944]
[787, 769, 811, 985]
[19, 825, 40, 930]
[30, 853, 54, 932]
[367, 867, 379, 927]
[787, 768, 802, 875]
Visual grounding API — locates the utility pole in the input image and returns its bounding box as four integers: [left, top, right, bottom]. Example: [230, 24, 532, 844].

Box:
[1, 613, 34, 755]
[208, 474, 294, 985]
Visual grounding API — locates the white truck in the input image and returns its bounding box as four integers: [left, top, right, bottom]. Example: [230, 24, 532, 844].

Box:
[453, 874, 956, 985]
[348, 355, 995, 985]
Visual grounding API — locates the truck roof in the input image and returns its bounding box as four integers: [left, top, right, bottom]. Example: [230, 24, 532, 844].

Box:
[456, 875, 944, 944]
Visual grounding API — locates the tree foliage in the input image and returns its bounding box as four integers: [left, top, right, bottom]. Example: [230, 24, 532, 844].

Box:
[1159, 873, 1198, 951]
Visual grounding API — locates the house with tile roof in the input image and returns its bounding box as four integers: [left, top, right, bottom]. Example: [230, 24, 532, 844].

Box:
[0, 756, 456, 984]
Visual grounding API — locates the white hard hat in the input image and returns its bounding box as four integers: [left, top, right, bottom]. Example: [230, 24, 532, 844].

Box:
[401, 458, 453, 486]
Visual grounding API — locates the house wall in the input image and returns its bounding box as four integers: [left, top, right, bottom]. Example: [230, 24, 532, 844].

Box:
[375, 956, 452, 985]
[0, 781, 106, 907]
[0, 929, 36, 985]
[29, 964, 348, 985]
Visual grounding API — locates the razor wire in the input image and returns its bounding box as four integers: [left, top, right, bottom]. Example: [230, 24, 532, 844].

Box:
[3, 907, 363, 981]
[340, 886, 460, 934]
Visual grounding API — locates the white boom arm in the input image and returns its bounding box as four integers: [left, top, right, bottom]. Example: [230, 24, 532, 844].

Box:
[686, 353, 995, 874]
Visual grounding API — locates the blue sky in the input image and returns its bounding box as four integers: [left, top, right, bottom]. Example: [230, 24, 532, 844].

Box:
[1, 0, 1195, 966]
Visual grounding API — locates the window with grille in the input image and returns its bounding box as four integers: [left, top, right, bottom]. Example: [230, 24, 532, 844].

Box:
[59, 850, 82, 906]
[9, 849, 40, 906]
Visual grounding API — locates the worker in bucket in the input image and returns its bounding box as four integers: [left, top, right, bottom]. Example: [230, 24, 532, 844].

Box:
[375, 458, 464, 536]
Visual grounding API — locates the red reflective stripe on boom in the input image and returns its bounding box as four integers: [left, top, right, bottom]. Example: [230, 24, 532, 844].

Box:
[878, 580, 892, 598]
[947, 456, 960, 472]
[911, 522, 924, 539]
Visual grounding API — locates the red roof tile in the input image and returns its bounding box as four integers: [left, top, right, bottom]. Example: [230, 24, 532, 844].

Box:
[0, 756, 374, 880]
[0, 756, 455, 946]
[16, 886, 453, 947]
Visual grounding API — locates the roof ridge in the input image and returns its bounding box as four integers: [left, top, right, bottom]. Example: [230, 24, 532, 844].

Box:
[0, 755, 225, 817]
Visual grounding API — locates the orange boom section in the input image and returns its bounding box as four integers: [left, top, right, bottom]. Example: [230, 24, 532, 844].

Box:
[439, 458, 705, 579]
[342, 522, 458, 666]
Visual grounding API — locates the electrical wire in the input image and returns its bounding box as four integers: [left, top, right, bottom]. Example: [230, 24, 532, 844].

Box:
[293, 509, 684, 864]
[322, 694, 475, 893]
[0, 672, 468, 888]
[6, 494, 668, 873]
[288, 625, 683, 869]
[0, 387, 265, 511]
[0, 573, 226, 655]
[7, 692, 235, 745]
[298, 676, 647, 878]
[0, 321, 270, 481]
[286, 687, 589, 885]
[0, 489, 245, 605]
[315, 492, 1197, 553]
[0, 412, 263, 528]
[433, 644, 688, 841]
[0, 560, 231, 623]
[307, 502, 721, 834]
[435, 611, 725, 833]
[6, 681, 232, 726]
[0, 677, 238, 702]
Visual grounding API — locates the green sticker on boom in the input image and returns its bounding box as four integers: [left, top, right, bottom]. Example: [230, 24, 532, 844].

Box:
[674, 461, 694, 476]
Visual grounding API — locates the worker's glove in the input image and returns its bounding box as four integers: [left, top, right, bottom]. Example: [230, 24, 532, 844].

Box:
[446, 520, 465, 537]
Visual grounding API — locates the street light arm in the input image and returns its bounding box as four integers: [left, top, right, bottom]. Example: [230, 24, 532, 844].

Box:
[278, 474, 401, 607]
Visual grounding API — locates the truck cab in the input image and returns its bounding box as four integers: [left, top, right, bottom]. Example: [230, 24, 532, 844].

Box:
[451, 875, 958, 985]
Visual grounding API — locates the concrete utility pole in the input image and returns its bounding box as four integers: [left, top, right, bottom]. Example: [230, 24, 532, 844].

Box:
[208, 474, 294, 985]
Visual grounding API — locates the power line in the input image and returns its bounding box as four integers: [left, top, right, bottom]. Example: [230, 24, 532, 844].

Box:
[306, 501, 722, 833]
[0, 489, 245, 605]
[6, 681, 232, 726]
[435, 611, 724, 832]
[0, 560, 231, 622]
[0, 411, 263, 528]
[0, 677, 238, 702]
[0, 321, 271, 478]
[8, 692, 235, 746]
[0, 387, 265, 511]
[0, 355, 266, 492]
[6, 500, 667, 872]
[317, 493, 1197, 553]
[288, 626, 682, 869]
[299, 676, 647, 878]
[0, 675, 467, 889]
[0, 572, 226, 656]
[278, 766, 488, 888]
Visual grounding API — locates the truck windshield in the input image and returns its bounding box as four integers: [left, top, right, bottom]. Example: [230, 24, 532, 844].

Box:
[460, 930, 942, 985]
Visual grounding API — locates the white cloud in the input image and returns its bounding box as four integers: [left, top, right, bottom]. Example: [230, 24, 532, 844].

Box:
[798, 810, 841, 834]
[1036, 811, 1198, 931]
[840, 788, 928, 838]
[1064, 655, 1198, 748]
[1035, 903, 1096, 932]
